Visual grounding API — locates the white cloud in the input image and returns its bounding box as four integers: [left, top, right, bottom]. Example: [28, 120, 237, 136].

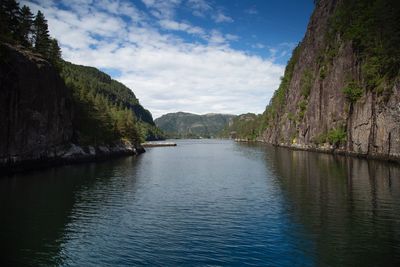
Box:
[252, 43, 266, 49]
[159, 19, 205, 36]
[141, 0, 182, 19]
[186, 0, 212, 17]
[187, 0, 233, 24]
[212, 11, 233, 23]
[23, 0, 285, 118]
[245, 6, 258, 15]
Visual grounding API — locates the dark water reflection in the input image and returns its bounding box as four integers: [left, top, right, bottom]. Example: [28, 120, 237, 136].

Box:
[259, 145, 400, 266]
[0, 140, 399, 266]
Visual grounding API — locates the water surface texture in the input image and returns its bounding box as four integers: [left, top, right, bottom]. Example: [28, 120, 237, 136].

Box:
[1, 140, 399, 266]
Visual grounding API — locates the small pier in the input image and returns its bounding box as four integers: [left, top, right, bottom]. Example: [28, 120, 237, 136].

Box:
[142, 142, 177, 147]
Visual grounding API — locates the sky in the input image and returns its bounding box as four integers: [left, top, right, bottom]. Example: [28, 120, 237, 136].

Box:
[23, 0, 314, 118]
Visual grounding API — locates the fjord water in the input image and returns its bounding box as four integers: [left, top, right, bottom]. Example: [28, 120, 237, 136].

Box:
[1, 140, 400, 266]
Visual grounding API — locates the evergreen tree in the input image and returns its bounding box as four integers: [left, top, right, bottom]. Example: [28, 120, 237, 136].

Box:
[19, 5, 34, 47]
[0, 0, 21, 42]
[33, 10, 50, 55]
[48, 38, 62, 66]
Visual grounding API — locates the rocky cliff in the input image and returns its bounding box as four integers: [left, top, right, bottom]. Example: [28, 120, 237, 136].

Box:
[0, 44, 73, 165]
[0, 44, 144, 172]
[261, 0, 400, 162]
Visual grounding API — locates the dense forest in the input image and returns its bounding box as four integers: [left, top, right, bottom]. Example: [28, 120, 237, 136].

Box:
[0, 0, 61, 65]
[219, 113, 266, 140]
[1, 0, 164, 146]
[61, 61, 164, 144]
[155, 112, 235, 139]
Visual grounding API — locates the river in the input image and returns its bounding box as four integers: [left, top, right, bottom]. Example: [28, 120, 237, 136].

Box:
[0, 139, 399, 266]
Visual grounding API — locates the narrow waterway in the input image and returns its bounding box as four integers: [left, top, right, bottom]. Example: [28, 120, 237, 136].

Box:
[1, 140, 399, 266]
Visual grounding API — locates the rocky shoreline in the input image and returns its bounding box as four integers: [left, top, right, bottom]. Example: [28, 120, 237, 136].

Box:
[0, 141, 145, 175]
[235, 138, 400, 164]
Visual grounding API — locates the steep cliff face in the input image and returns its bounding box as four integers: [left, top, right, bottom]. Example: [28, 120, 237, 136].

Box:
[262, 0, 400, 162]
[0, 44, 146, 171]
[0, 44, 73, 165]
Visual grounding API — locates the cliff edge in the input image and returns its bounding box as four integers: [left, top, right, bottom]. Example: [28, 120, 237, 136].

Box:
[0, 44, 73, 165]
[0, 44, 144, 172]
[261, 0, 400, 162]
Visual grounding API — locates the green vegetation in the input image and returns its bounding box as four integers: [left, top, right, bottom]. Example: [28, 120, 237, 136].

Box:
[329, 0, 400, 91]
[342, 81, 364, 103]
[60, 61, 164, 144]
[219, 113, 267, 141]
[155, 112, 235, 139]
[0, 0, 61, 66]
[314, 127, 346, 147]
[300, 69, 313, 98]
[287, 112, 296, 122]
[1, 0, 164, 145]
[297, 99, 308, 120]
[227, 43, 305, 141]
[264, 43, 302, 123]
[319, 65, 327, 80]
[327, 127, 347, 147]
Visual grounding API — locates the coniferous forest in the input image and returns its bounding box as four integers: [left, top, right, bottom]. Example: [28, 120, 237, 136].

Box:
[0, 0, 164, 146]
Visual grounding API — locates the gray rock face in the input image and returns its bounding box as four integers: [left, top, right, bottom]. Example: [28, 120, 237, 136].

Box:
[0, 44, 73, 165]
[0, 44, 145, 172]
[261, 0, 400, 162]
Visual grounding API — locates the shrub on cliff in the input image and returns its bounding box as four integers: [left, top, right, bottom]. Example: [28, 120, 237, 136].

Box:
[342, 81, 364, 103]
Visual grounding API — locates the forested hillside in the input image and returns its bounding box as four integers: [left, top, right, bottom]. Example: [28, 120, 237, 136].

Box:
[60, 61, 164, 144]
[1, 0, 163, 146]
[0, 0, 163, 169]
[219, 113, 266, 140]
[155, 112, 235, 139]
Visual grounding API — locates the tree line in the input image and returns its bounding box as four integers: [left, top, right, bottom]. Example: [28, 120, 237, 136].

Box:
[1, 0, 164, 144]
[61, 61, 164, 144]
[0, 0, 61, 65]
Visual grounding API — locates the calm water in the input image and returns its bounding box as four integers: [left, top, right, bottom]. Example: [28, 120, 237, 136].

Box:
[1, 140, 400, 266]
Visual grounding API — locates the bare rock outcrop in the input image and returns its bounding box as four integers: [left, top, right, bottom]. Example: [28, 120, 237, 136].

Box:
[0, 44, 144, 172]
[0, 44, 73, 165]
[261, 0, 400, 163]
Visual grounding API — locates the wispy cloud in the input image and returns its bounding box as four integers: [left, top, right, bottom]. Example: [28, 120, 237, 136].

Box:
[141, 0, 182, 19]
[252, 43, 266, 49]
[186, 0, 212, 17]
[23, 0, 285, 118]
[245, 6, 258, 15]
[213, 11, 233, 23]
[159, 19, 205, 36]
[187, 0, 233, 23]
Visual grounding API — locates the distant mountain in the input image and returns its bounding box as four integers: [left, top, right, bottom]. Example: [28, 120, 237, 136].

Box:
[155, 112, 236, 138]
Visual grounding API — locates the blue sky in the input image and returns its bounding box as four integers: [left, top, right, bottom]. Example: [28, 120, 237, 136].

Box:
[24, 0, 314, 118]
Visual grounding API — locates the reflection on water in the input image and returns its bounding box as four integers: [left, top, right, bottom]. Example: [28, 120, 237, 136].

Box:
[263, 146, 400, 266]
[0, 157, 140, 266]
[0, 140, 399, 266]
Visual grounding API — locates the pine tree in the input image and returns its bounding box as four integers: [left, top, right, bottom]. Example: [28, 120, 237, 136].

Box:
[19, 5, 34, 47]
[33, 10, 50, 56]
[48, 38, 62, 66]
[0, 0, 21, 42]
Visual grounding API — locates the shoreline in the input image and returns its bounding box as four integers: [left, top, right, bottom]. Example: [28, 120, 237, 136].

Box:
[235, 139, 400, 164]
[0, 142, 145, 176]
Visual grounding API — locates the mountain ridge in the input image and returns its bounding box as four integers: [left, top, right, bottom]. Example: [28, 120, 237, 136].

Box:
[155, 112, 236, 139]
